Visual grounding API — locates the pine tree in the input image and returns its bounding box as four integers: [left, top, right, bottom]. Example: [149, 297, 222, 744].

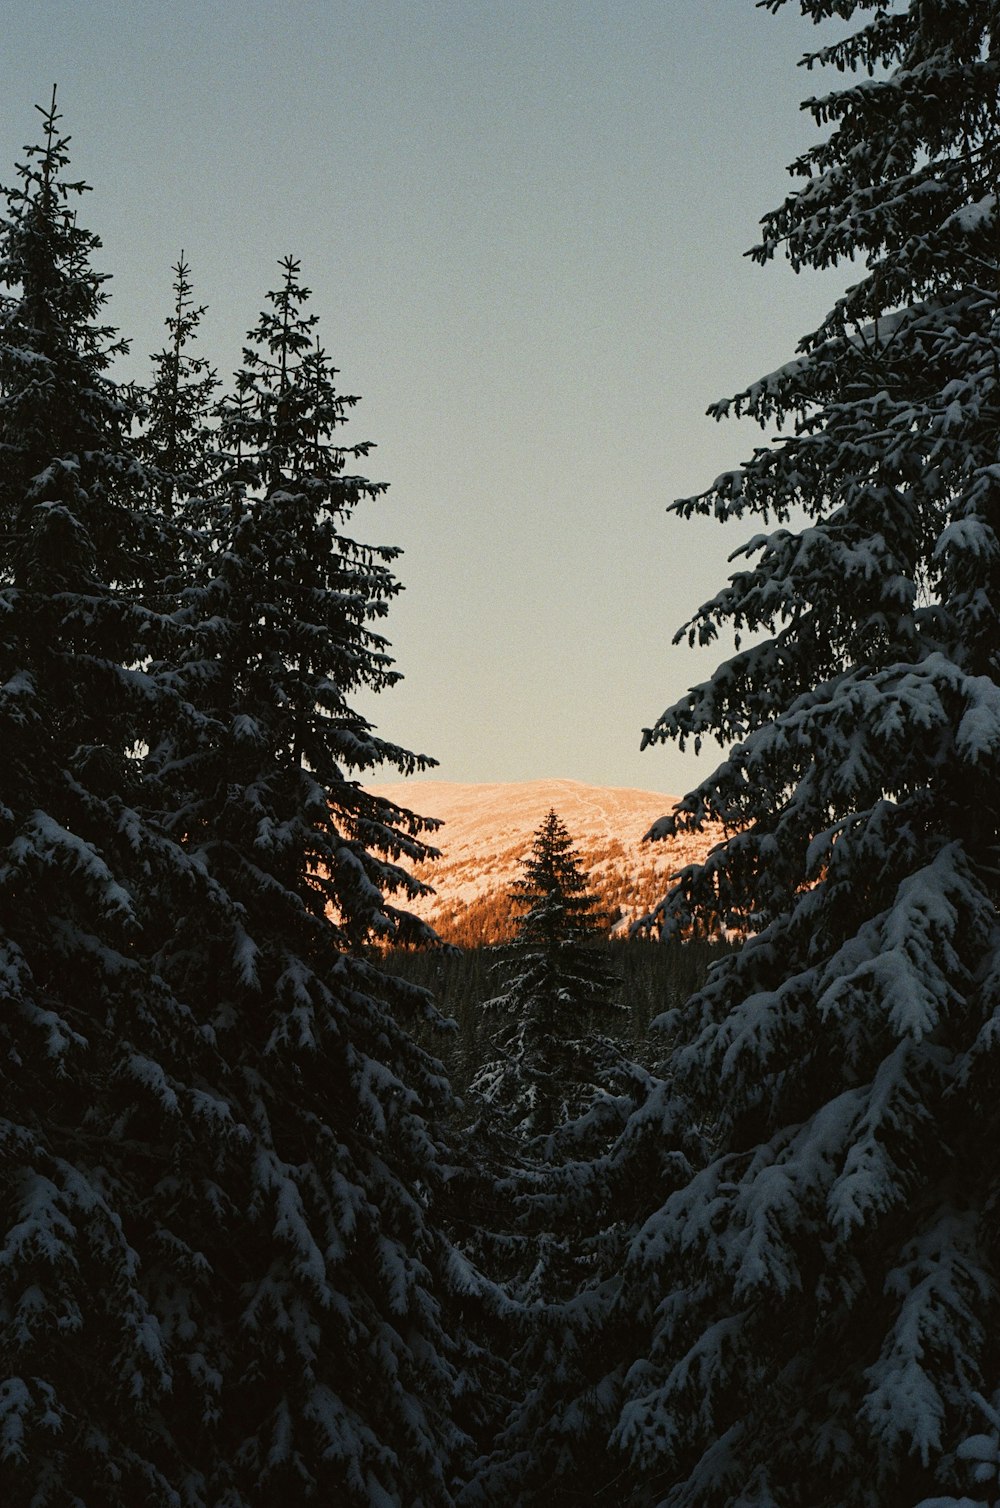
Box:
[0, 93, 236, 1502]
[610, 5, 1000, 1505]
[146, 256, 495, 1504]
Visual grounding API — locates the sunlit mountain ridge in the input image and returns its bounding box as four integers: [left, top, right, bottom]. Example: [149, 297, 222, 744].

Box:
[366, 778, 724, 946]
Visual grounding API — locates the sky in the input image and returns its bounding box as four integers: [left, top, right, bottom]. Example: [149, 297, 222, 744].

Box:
[2, 1, 852, 797]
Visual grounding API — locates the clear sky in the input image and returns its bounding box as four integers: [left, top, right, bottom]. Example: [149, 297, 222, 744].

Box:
[2, 0, 849, 796]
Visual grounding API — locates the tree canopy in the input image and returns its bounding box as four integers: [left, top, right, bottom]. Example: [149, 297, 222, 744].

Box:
[0, 103, 489, 1508]
[623, 3, 1000, 1504]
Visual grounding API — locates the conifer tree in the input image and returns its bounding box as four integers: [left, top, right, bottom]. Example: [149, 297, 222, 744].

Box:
[0, 93, 235, 1502]
[472, 810, 621, 1143]
[147, 257, 493, 1504]
[0, 104, 492, 1504]
[136, 253, 218, 516]
[463, 814, 693, 1508]
[468, 810, 623, 1310]
[165, 255, 440, 945]
[610, 5, 1000, 1505]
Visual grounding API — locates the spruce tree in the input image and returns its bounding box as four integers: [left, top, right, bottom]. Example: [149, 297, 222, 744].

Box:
[147, 257, 492, 1505]
[135, 253, 219, 517]
[463, 815, 694, 1508]
[164, 254, 441, 946]
[0, 93, 235, 1502]
[472, 810, 621, 1144]
[609, 5, 1000, 1505]
[468, 810, 624, 1311]
[0, 104, 492, 1504]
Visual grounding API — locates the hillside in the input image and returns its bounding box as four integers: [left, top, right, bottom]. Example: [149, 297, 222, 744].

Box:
[366, 778, 724, 945]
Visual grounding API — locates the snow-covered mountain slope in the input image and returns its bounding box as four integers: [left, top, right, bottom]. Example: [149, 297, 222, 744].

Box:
[366, 778, 724, 945]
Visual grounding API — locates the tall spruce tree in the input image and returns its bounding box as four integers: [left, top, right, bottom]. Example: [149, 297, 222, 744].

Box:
[0, 94, 237, 1502]
[165, 255, 441, 946]
[607, 5, 1000, 1506]
[146, 257, 494, 1505]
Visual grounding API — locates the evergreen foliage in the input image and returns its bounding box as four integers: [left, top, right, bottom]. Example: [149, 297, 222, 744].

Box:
[472, 810, 621, 1141]
[12, 4, 1000, 1497]
[139, 256, 498, 1504]
[463, 1075, 701, 1508]
[135, 253, 219, 517]
[460, 819, 702, 1507]
[387, 936, 727, 1096]
[159, 254, 440, 947]
[613, 4, 1000, 1504]
[0, 103, 492, 1505]
[0, 89, 231, 1501]
[385, 821, 697, 950]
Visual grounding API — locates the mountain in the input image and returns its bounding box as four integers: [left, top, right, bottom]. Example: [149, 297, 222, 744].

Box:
[365, 778, 724, 946]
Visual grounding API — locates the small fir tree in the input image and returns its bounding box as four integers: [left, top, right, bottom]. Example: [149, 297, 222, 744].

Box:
[472, 810, 622, 1143]
[604, 5, 1000, 1506]
[463, 814, 693, 1507]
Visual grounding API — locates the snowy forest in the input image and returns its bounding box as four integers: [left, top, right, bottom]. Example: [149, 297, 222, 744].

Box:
[3, 2, 1000, 1505]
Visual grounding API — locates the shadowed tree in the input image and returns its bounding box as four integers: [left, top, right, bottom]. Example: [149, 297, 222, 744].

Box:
[135, 252, 219, 518]
[471, 810, 622, 1143]
[146, 255, 499, 1505]
[0, 91, 241, 1504]
[0, 99, 497, 1502]
[600, 4, 1000, 1505]
[462, 814, 700, 1508]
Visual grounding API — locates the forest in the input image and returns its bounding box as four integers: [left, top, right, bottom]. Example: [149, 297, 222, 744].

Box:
[2, 2, 1000, 1505]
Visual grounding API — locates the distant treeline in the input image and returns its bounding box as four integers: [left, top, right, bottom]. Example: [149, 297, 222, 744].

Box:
[382, 938, 729, 1095]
